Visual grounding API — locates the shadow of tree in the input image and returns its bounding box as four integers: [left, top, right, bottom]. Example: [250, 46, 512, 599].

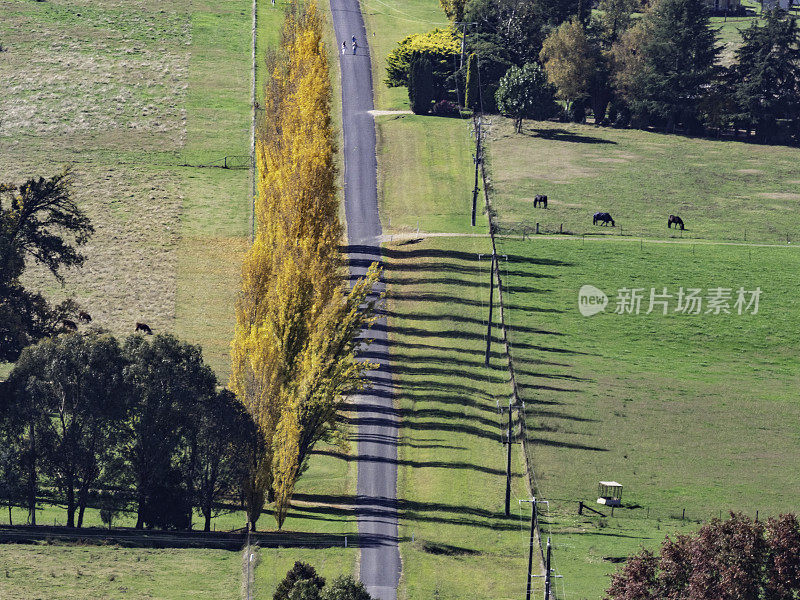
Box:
[527, 127, 618, 144]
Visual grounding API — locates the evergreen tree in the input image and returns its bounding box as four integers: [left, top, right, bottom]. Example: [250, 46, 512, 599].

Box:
[409, 52, 435, 114]
[729, 8, 800, 142]
[274, 562, 326, 600]
[625, 0, 719, 132]
[595, 0, 639, 47]
[465, 52, 479, 111]
[6, 332, 129, 529]
[123, 333, 217, 530]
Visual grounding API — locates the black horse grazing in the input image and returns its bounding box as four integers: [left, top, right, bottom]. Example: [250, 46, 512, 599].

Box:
[135, 322, 153, 335]
[593, 212, 615, 226]
[668, 215, 684, 230]
[78, 311, 92, 323]
[62, 319, 78, 332]
[533, 194, 548, 208]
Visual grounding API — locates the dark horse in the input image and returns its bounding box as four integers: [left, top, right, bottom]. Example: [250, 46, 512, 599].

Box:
[668, 215, 684, 230]
[593, 212, 615, 226]
[533, 194, 548, 208]
[135, 322, 153, 335]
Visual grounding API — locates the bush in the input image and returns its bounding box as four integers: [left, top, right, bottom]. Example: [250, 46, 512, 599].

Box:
[430, 100, 460, 117]
[98, 491, 121, 529]
[274, 562, 325, 600]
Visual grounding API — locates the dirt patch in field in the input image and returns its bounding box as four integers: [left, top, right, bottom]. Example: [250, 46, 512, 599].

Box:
[759, 192, 800, 201]
[590, 157, 630, 164]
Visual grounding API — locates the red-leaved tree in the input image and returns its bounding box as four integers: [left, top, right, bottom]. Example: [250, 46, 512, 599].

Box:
[607, 513, 800, 600]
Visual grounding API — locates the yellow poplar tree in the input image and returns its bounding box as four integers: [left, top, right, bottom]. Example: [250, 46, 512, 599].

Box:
[231, 1, 380, 531]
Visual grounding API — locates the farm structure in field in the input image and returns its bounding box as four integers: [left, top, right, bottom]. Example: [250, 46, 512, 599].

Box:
[597, 481, 623, 508]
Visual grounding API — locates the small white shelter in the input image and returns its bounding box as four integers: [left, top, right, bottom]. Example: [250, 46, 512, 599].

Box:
[597, 481, 623, 507]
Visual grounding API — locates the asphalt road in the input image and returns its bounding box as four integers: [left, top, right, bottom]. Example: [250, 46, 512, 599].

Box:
[329, 1, 400, 599]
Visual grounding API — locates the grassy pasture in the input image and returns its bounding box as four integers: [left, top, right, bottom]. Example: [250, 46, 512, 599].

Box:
[492, 237, 800, 598]
[0, 544, 240, 600]
[488, 118, 800, 245]
[0, 0, 262, 378]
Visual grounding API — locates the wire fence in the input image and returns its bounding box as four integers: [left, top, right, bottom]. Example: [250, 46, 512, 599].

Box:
[493, 219, 799, 247]
[182, 154, 251, 170]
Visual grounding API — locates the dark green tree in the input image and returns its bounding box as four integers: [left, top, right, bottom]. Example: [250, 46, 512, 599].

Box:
[321, 576, 374, 600]
[463, 0, 544, 67]
[0, 170, 93, 361]
[122, 334, 217, 530]
[626, 0, 720, 132]
[729, 8, 800, 142]
[594, 0, 639, 47]
[191, 389, 253, 532]
[495, 62, 558, 132]
[5, 332, 129, 528]
[0, 444, 24, 525]
[274, 562, 326, 600]
[408, 51, 436, 114]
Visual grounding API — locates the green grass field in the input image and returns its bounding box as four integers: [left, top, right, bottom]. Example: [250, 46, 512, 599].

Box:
[367, 0, 800, 593]
[0, 544, 240, 600]
[491, 238, 800, 599]
[484, 112, 800, 597]
[488, 118, 800, 245]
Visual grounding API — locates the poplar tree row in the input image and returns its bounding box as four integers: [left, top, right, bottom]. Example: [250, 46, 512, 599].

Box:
[231, 1, 380, 531]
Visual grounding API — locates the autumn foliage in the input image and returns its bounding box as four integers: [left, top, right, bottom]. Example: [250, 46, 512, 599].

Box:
[606, 513, 800, 600]
[231, 1, 379, 530]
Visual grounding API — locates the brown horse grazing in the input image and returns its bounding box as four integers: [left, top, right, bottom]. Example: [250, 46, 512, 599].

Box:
[78, 311, 92, 323]
[533, 194, 548, 208]
[668, 215, 684, 230]
[135, 322, 153, 335]
[62, 319, 78, 331]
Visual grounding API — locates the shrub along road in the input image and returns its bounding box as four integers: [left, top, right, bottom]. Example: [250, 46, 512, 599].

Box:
[329, 0, 401, 599]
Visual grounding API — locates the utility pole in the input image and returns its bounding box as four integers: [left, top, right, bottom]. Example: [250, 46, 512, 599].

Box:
[454, 22, 476, 69]
[525, 499, 537, 600]
[544, 538, 552, 600]
[472, 116, 481, 226]
[505, 397, 512, 516]
[484, 250, 494, 367]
